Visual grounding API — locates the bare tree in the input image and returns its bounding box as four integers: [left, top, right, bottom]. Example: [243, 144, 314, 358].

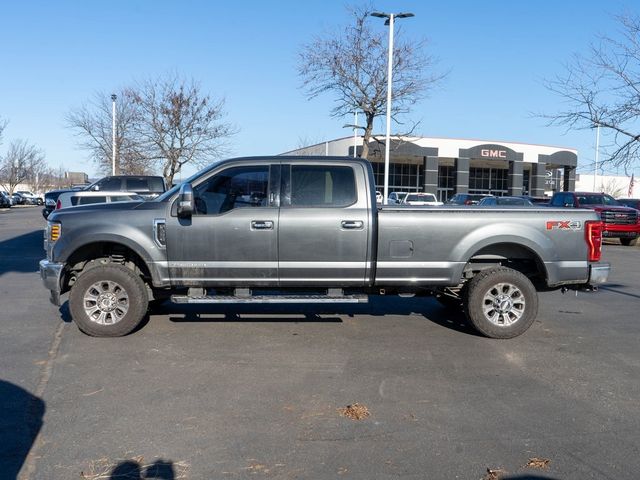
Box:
[298, 4, 445, 159]
[127, 74, 236, 186]
[67, 91, 150, 175]
[0, 139, 45, 193]
[0, 117, 7, 145]
[544, 12, 640, 173]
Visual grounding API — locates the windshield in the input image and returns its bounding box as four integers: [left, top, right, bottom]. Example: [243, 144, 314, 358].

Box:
[406, 193, 436, 202]
[577, 194, 620, 206]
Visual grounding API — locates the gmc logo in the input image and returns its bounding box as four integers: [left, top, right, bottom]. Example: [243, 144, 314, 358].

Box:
[481, 149, 507, 158]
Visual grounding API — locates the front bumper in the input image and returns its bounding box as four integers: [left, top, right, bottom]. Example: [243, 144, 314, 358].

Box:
[39, 259, 64, 305]
[589, 263, 610, 285]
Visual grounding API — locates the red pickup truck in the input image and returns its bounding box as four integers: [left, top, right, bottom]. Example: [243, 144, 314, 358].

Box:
[549, 192, 640, 246]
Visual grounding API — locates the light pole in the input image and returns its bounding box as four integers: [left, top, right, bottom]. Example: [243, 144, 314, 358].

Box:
[111, 94, 117, 175]
[370, 11, 414, 204]
[593, 123, 600, 192]
[342, 111, 360, 158]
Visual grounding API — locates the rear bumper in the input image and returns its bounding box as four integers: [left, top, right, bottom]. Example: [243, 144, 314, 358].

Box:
[39, 259, 64, 305]
[589, 263, 610, 285]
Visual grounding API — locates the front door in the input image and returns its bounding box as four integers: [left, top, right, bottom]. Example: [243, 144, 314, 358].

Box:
[165, 163, 279, 287]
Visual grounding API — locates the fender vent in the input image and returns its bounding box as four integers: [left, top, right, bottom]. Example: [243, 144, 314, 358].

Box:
[154, 219, 166, 247]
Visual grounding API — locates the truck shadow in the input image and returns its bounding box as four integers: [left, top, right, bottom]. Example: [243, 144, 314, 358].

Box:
[0, 230, 43, 276]
[164, 295, 480, 336]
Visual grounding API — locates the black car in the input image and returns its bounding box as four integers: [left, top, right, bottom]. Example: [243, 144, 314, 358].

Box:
[0, 191, 12, 208]
[617, 198, 640, 210]
[42, 188, 76, 219]
[446, 193, 491, 205]
[88, 175, 167, 200]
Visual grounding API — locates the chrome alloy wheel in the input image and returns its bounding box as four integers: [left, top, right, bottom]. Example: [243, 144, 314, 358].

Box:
[481, 282, 525, 327]
[83, 280, 130, 325]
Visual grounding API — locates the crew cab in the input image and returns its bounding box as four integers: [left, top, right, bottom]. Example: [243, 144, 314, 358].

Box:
[549, 192, 640, 246]
[40, 156, 610, 339]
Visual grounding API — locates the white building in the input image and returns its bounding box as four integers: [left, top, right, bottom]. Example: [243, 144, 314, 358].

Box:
[283, 136, 579, 201]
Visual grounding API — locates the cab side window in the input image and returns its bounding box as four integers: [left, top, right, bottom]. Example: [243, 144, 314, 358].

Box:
[288, 165, 356, 207]
[193, 166, 269, 215]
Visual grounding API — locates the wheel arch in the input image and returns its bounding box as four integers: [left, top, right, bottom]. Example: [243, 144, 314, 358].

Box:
[62, 241, 154, 294]
[462, 241, 549, 286]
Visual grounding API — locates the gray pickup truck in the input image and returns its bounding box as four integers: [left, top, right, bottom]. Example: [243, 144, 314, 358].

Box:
[40, 156, 610, 339]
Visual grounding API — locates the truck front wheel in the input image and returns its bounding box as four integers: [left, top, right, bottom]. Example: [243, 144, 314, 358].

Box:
[464, 267, 538, 339]
[69, 264, 149, 337]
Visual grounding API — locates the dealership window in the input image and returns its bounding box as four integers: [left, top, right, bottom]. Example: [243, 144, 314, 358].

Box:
[437, 165, 455, 201]
[371, 162, 422, 191]
[469, 167, 508, 195]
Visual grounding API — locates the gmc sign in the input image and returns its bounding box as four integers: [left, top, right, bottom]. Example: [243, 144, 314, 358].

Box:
[481, 149, 507, 158]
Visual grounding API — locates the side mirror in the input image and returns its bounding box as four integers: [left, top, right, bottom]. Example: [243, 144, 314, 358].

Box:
[177, 183, 194, 218]
[92, 185, 100, 191]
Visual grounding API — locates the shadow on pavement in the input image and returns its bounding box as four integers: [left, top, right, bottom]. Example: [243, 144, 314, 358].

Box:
[0, 379, 45, 480]
[108, 459, 176, 479]
[0, 230, 43, 276]
[164, 295, 481, 337]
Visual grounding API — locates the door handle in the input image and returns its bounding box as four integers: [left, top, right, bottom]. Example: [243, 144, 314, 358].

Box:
[251, 220, 274, 230]
[341, 220, 364, 230]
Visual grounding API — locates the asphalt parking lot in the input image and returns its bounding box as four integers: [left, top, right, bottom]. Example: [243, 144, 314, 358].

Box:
[1, 206, 639, 480]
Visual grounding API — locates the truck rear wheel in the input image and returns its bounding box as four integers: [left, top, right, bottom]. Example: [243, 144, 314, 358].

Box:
[69, 264, 149, 337]
[620, 238, 638, 246]
[464, 267, 538, 339]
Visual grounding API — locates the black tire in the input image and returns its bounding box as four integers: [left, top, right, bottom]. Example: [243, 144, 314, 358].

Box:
[464, 267, 538, 339]
[69, 263, 149, 337]
[620, 238, 638, 246]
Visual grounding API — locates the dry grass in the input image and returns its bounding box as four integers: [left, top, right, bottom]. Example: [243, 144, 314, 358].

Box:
[524, 457, 551, 469]
[482, 467, 507, 480]
[338, 403, 370, 420]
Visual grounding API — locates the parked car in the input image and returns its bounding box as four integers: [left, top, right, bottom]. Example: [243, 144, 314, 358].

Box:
[1, 191, 15, 206]
[446, 193, 491, 205]
[0, 191, 12, 208]
[549, 191, 640, 246]
[478, 196, 534, 207]
[401, 192, 444, 206]
[517, 195, 550, 205]
[55, 191, 143, 210]
[16, 190, 44, 205]
[87, 175, 167, 200]
[42, 189, 75, 219]
[11, 193, 25, 205]
[617, 198, 640, 210]
[388, 191, 409, 204]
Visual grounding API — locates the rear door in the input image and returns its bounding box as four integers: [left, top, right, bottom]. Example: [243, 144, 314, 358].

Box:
[277, 161, 371, 286]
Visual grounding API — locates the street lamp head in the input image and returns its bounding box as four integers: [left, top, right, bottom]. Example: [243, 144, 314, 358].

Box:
[111, 94, 117, 101]
[370, 11, 414, 25]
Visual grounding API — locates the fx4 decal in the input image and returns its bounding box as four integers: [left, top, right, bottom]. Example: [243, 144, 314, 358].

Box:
[546, 220, 582, 231]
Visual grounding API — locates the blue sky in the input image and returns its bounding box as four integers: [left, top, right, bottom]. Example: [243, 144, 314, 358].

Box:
[0, 0, 636, 178]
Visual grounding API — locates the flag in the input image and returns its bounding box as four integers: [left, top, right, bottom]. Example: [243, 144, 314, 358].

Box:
[629, 173, 635, 198]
